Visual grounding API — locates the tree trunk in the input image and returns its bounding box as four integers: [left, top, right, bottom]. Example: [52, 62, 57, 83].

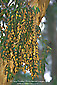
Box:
[46, 4, 57, 79]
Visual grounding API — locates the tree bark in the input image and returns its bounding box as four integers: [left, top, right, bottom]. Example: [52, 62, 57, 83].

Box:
[46, 5, 57, 79]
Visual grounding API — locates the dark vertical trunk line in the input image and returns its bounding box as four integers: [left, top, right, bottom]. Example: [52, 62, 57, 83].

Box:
[46, 5, 57, 79]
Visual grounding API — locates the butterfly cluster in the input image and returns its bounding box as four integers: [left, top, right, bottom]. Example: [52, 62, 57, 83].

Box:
[0, 0, 50, 83]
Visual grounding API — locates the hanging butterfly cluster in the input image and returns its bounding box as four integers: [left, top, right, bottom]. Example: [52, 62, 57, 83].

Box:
[0, 0, 50, 83]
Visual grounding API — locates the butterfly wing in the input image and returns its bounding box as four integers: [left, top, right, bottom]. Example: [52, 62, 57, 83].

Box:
[29, 0, 50, 25]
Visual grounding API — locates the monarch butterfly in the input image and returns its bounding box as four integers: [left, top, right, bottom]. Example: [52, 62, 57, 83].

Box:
[0, 0, 50, 84]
